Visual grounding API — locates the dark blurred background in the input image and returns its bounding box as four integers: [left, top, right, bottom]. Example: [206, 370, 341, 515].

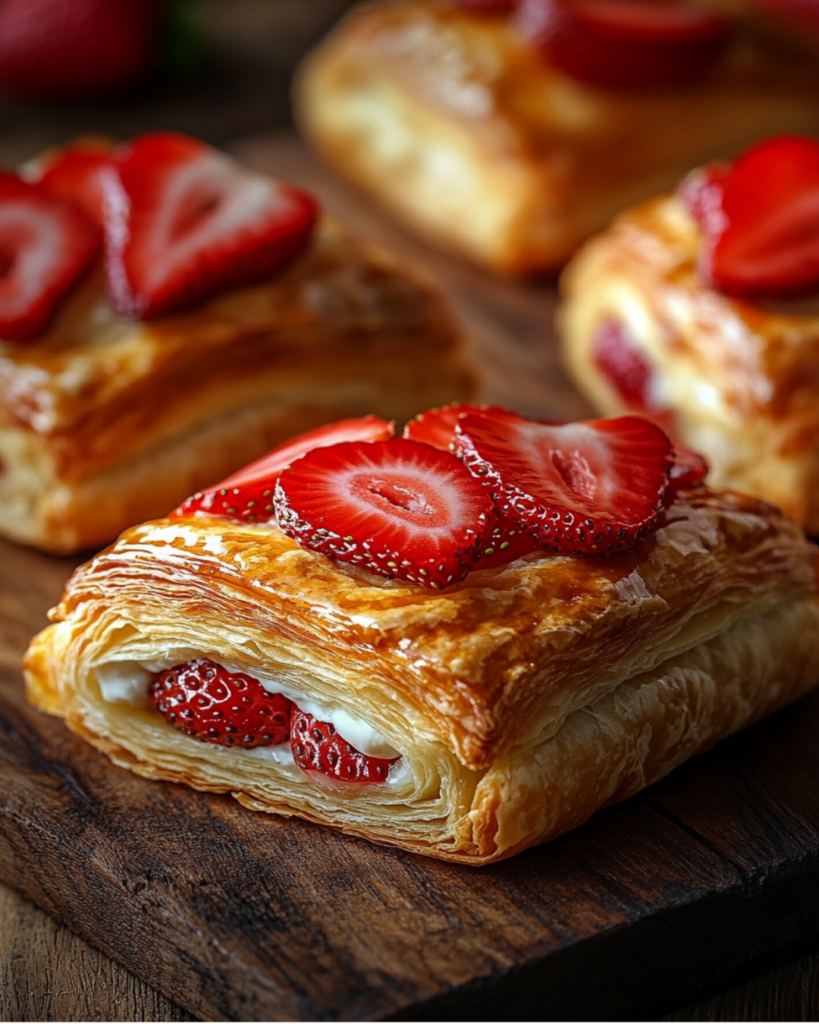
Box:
[0, 0, 355, 165]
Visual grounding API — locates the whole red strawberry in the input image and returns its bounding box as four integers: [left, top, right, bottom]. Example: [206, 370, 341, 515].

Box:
[0, 0, 161, 98]
[290, 708, 398, 783]
[149, 659, 293, 748]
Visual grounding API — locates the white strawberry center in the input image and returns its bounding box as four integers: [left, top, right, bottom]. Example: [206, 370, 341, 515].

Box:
[345, 465, 471, 536]
[139, 152, 289, 294]
[0, 201, 67, 317]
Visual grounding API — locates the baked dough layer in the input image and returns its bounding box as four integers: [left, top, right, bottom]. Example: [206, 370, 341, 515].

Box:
[0, 221, 472, 552]
[24, 490, 819, 863]
[558, 193, 819, 531]
[295, 0, 819, 275]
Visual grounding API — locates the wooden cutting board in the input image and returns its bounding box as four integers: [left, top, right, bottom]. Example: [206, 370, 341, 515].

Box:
[2, 136, 819, 1022]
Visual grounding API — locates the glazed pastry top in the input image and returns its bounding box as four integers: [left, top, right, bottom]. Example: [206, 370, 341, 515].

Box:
[48, 487, 817, 770]
[0, 222, 456, 478]
[574, 192, 819, 441]
[317, 0, 819, 179]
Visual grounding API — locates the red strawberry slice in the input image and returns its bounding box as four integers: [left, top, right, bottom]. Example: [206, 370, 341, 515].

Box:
[666, 444, 708, 497]
[404, 403, 543, 569]
[102, 132, 319, 320]
[517, 0, 731, 89]
[0, 174, 101, 341]
[35, 141, 114, 226]
[455, 412, 672, 554]
[149, 658, 293, 748]
[403, 403, 521, 451]
[290, 708, 398, 783]
[274, 437, 496, 588]
[172, 415, 393, 521]
[687, 135, 819, 297]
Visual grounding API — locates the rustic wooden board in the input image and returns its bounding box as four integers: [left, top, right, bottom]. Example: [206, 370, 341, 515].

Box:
[3, 136, 819, 1022]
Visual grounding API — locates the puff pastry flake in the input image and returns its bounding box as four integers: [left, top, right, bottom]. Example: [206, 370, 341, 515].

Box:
[0, 220, 472, 553]
[295, 0, 819, 275]
[24, 488, 819, 863]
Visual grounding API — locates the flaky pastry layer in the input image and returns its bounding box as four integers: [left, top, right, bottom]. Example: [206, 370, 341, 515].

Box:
[24, 490, 819, 863]
[558, 193, 819, 531]
[295, 0, 819, 274]
[0, 221, 472, 552]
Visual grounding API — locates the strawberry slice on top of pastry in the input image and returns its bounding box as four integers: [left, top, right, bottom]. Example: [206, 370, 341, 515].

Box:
[295, 0, 819, 274]
[0, 132, 471, 554]
[25, 405, 819, 863]
[559, 133, 819, 533]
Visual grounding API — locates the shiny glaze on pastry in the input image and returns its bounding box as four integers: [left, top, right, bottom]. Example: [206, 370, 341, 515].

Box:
[295, 0, 819, 273]
[559, 192, 819, 528]
[25, 487, 819, 861]
[0, 221, 461, 479]
[0, 219, 472, 553]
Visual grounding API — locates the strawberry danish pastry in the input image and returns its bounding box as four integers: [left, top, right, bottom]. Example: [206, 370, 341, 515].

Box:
[24, 407, 819, 863]
[0, 132, 471, 553]
[294, 0, 819, 275]
[559, 134, 819, 532]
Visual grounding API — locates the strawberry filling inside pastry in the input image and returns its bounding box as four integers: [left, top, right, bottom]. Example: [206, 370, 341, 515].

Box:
[679, 134, 819, 297]
[146, 658, 400, 783]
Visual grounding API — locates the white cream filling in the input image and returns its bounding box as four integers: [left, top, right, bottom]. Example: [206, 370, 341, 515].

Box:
[93, 658, 400, 759]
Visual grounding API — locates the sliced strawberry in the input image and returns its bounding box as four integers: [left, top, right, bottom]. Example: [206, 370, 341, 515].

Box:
[274, 438, 496, 588]
[688, 135, 819, 297]
[172, 415, 393, 521]
[591, 317, 664, 414]
[666, 444, 708, 498]
[35, 141, 114, 226]
[518, 0, 731, 89]
[405, 404, 547, 568]
[0, 174, 101, 341]
[455, 412, 672, 554]
[473, 520, 544, 570]
[403, 403, 521, 451]
[102, 132, 319, 320]
[149, 658, 293, 748]
[290, 708, 398, 783]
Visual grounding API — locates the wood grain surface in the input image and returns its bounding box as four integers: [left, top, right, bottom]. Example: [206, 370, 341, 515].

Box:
[2, 135, 819, 1022]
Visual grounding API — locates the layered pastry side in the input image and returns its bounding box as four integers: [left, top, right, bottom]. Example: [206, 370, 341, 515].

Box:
[294, 0, 819, 275]
[24, 407, 819, 864]
[0, 133, 472, 553]
[558, 135, 819, 532]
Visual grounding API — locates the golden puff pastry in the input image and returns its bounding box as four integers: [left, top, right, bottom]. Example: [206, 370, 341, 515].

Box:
[294, 0, 819, 276]
[558, 193, 819, 532]
[24, 489, 819, 864]
[0, 221, 472, 554]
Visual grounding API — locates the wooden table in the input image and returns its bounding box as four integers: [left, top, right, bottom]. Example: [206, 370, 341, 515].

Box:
[3, 3, 819, 1020]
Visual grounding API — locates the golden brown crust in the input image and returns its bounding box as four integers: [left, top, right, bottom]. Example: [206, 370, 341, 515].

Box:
[295, 0, 819, 274]
[0, 221, 473, 552]
[24, 489, 819, 862]
[558, 193, 819, 530]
